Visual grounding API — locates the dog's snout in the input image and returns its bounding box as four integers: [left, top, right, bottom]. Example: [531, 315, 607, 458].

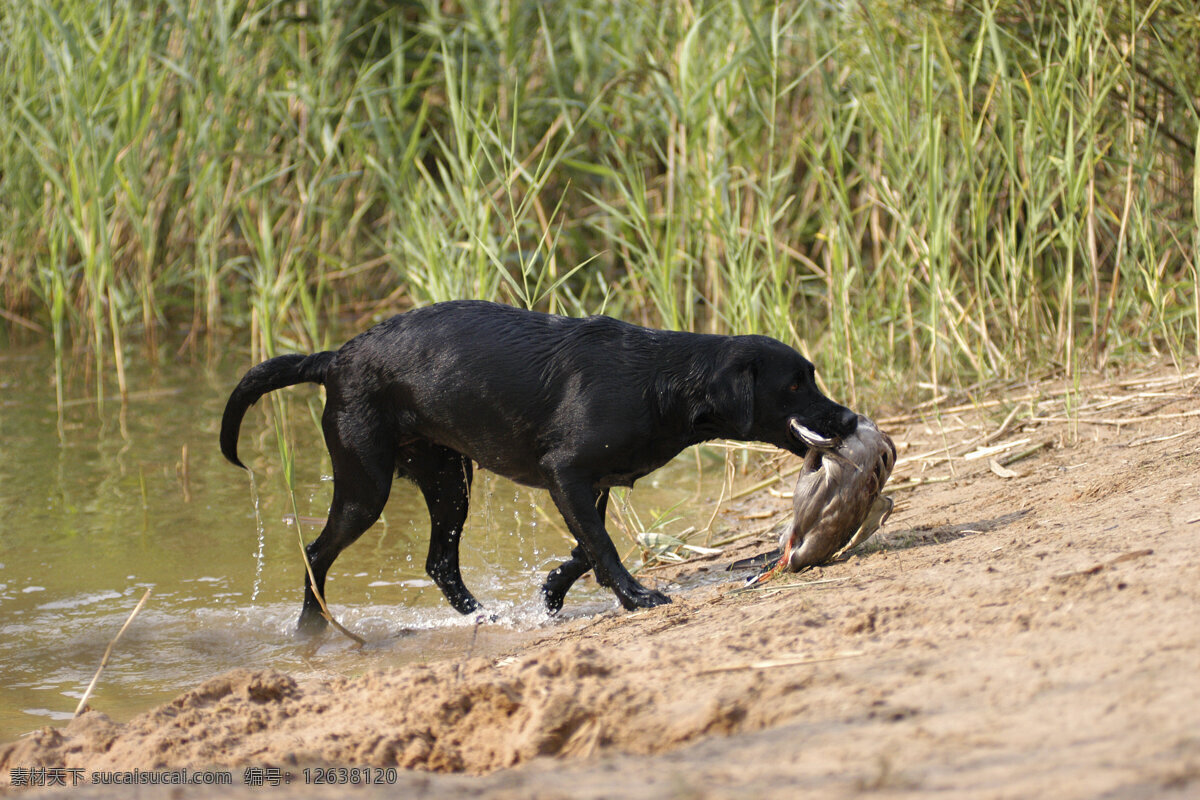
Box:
[836, 407, 858, 436]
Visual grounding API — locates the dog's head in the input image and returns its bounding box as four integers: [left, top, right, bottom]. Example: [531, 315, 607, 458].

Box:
[709, 336, 857, 456]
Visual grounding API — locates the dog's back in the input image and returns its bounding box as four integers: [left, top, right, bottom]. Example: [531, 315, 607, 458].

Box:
[328, 301, 724, 486]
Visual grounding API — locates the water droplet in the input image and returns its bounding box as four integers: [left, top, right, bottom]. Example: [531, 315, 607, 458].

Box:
[248, 472, 266, 602]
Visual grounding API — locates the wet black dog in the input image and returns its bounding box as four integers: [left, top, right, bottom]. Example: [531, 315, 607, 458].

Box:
[221, 300, 856, 631]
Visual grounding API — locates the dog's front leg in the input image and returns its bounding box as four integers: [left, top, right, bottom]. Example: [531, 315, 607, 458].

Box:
[541, 544, 591, 613]
[541, 489, 606, 613]
[544, 474, 670, 610]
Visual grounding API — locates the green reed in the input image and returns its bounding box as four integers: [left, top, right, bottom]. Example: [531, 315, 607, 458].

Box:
[1, 0, 1196, 409]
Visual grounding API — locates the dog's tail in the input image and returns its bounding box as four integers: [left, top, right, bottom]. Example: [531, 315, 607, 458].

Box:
[220, 351, 336, 469]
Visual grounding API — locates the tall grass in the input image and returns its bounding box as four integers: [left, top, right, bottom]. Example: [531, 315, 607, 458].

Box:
[1, 0, 1197, 406]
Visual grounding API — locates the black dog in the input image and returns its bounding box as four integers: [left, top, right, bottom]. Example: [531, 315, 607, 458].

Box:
[221, 300, 857, 630]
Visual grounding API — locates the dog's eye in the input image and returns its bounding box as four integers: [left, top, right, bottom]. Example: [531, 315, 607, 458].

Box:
[788, 382, 800, 393]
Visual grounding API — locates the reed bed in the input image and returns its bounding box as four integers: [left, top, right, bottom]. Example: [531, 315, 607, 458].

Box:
[1, 0, 1197, 407]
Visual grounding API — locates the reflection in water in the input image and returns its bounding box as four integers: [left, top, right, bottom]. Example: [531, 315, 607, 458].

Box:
[0, 346, 735, 741]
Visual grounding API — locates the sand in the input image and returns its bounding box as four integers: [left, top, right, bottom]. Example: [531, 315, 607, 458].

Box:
[3, 365, 1199, 798]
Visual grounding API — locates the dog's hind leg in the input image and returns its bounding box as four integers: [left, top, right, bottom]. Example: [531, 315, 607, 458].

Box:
[402, 443, 481, 615]
[541, 489, 607, 613]
[300, 419, 395, 633]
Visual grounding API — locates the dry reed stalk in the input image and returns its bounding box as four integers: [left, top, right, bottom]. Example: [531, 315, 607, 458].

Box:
[74, 588, 152, 717]
[294, 525, 366, 648]
[697, 650, 865, 675]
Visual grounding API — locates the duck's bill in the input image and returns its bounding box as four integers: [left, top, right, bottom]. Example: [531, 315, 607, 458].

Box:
[788, 418, 838, 449]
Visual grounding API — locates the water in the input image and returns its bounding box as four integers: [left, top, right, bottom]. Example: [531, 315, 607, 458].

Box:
[0, 345, 731, 741]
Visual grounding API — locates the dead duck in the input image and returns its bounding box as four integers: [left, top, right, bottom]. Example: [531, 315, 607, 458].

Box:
[733, 415, 896, 582]
[781, 415, 896, 569]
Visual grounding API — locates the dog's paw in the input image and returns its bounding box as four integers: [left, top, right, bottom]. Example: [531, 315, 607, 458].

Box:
[616, 582, 672, 610]
[541, 584, 568, 615]
[541, 557, 589, 614]
[295, 608, 330, 637]
[444, 589, 482, 616]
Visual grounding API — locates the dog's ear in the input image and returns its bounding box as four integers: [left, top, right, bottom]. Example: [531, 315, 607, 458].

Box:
[704, 356, 755, 438]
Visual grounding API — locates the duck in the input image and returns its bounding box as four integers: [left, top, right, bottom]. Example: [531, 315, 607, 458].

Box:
[780, 415, 896, 570]
[732, 415, 896, 582]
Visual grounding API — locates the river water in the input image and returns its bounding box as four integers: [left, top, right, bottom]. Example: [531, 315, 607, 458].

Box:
[0, 344, 733, 741]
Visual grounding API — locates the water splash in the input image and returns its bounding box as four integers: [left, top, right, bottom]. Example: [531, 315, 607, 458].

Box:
[529, 498, 540, 563]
